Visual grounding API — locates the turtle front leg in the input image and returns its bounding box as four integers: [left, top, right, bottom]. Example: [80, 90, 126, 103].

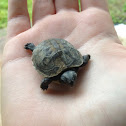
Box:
[24, 43, 36, 52]
[80, 54, 91, 67]
[40, 78, 52, 90]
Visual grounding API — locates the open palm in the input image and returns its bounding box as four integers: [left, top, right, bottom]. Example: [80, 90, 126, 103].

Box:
[2, 0, 126, 126]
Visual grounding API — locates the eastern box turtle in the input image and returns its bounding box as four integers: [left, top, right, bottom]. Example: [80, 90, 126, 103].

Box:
[24, 38, 90, 90]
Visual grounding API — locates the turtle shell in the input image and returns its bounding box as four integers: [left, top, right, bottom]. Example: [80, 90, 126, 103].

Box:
[32, 38, 83, 77]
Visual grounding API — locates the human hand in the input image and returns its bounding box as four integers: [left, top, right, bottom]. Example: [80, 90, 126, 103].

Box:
[2, 0, 126, 126]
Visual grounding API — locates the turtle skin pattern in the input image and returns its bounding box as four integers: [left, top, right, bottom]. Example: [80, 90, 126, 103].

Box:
[32, 38, 83, 77]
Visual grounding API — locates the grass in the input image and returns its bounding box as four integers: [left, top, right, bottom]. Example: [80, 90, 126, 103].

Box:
[108, 0, 126, 24]
[0, 0, 32, 28]
[0, 0, 126, 29]
[0, 1, 8, 28]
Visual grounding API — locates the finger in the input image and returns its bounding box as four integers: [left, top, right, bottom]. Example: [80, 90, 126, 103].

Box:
[32, 0, 55, 24]
[55, 0, 79, 12]
[81, 0, 109, 11]
[8, 0, 31, 39]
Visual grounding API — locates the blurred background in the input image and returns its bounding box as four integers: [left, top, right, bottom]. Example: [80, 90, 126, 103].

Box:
[0, 0, 126, 125]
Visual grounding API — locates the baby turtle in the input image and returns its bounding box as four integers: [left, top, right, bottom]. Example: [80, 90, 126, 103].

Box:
[24, 38, 90, 90]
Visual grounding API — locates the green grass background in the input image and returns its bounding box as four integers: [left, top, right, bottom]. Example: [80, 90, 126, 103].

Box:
[0, 0, 126, 28]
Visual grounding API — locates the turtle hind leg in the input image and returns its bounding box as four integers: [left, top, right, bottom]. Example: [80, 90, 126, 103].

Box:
[24, 43, 35, 52]
[80, 54, 90, 67]
[40, 78, 52, 90]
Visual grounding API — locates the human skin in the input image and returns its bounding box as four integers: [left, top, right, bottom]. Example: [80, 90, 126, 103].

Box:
[1, 0, 126, 126]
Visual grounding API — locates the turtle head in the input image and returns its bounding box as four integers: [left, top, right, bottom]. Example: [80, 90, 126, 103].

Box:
[60, 70, 77, 87]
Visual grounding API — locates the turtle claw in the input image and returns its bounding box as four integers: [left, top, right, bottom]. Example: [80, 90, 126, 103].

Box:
[40, 78, 52, 91]
[40, 84, 48, 91]
[80, 55, 91, 67]
[24, 43, 35, 52]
